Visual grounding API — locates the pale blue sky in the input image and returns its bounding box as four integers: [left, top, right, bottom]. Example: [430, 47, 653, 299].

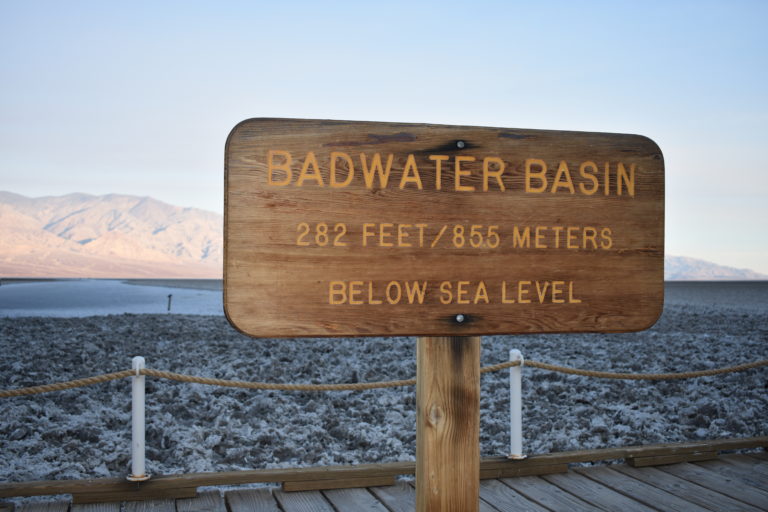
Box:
[1, 1, 767, 273]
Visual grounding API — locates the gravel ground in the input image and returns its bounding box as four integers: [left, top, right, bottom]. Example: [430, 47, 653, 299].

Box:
[1, 287, 767, 484]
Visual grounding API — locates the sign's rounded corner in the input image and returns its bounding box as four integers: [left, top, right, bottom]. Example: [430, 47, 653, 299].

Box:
[222, 303, 262, 340]
[225, 118, 276, 149]
[633, 299, 666, 333]
[631, 133, 665, 169]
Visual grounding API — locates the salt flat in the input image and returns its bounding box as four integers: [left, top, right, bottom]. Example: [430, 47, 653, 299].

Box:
[0, 279, 223, 317]
[0, 282, 765, 485]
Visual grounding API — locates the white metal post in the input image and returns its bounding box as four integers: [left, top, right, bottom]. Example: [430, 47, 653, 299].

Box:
[508, 349, 526, 460]
[128, 356, 150, 481]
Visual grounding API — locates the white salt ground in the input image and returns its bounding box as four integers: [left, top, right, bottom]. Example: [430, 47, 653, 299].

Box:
[0, 282, 766, 501]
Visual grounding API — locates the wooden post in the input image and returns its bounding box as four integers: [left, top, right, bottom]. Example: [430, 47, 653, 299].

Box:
[416, 336, 480, 511]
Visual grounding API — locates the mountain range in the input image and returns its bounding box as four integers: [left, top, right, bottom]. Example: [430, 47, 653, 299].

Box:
[0, 192, 765, 280]
[0, 191, 221, 278]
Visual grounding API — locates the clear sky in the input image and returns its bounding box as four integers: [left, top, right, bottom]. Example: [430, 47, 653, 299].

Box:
[1, 1, 767, 273]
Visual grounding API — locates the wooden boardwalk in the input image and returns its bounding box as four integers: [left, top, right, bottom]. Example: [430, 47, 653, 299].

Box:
[7, 453, 767, 512]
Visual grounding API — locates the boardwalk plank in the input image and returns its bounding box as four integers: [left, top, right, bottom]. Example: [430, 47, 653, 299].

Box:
[704, 454, 768, 478]
[613, 464, 762, 512]
[124, 500, 176, 512]
[368, 482, 415, 512]
[225, 489, 280, 512]
[71, 503, 120, 512]
[176, 490, 226, 512]
[694, 458, 768, 488]
[323, 487, 390, 511]
[543, 471, 656, 512]
[273, 489, 334, 512]
[406, 481, 499, 511]
[501, 476, 602, 512]
[18, 502, 69, 512]
[576, 466, 710, 512]
[479, 479, 549, 512]
[658, 462, 768, 509]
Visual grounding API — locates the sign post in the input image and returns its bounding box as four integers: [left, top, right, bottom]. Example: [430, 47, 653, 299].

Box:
[224, 118, 665, 510]
[416, 336, 480, 510]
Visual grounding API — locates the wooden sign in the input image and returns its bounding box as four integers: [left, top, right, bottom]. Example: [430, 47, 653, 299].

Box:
[225, 118, 664, 337]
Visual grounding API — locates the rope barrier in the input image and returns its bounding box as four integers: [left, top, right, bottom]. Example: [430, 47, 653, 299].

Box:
[2, 358, 767, 398]
[0, 370, 135, 398]
[141, 369, 417, 392]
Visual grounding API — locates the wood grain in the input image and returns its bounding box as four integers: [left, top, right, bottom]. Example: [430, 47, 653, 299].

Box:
[4, 437, 766, 500]
[656, 463, 768, 508]
[612, 465, 762, 512]
[71, 503, 121, 512]
[225, 118, 665, 337]
[225, 489, 281, 512]
[416, 336, 480, 511]
[542, 471, 657, 512]
[176, 490, 226, 512]
[273, 489, 335, 512]
[500, 476, 602, 511]
[282, 475, 394, 492]
[17, 502, 68, 512]
[627, 451, 718, 467]
[478, 479, 549, 512]
[576, 466, 712, 512]
[368, 481, 415, 512]
[123, 499, 176, 512]
[322, 487, 391, 511]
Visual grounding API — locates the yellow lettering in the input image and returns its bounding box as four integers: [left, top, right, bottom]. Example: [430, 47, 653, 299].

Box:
[617, 162, 635, 196]
[399, 154, 423, 190]
[362, 223, 375, 247]
[525, 158, 548, 193]
[583, 227, 597, 249]
[439, 281, 453, 304]
[329, 152, 354, 188]
[482, 157, 506, 192]
[267, 150, 292, 186]
[456, 281, 470, 304]
[474, 281, 489, 304]
[429, 155, 449, 191]
[518, 281, 531, 304]
[535, 226, 547, 249]
[368, 282, 383, 305]
[415, 223, 427, 247]
[552, 226, 564, 249]
[329, 281, 346, 305]
[568, 281, 581, 303]
[405, 281, 427, 304]
[604, 162, 610, 196]
[551, 160, 575, 194]
[455, 156, 476, 192]
[348, 280, 363, 305]
[379, 223, 394, 247]
[360, 153, 393, 189]
[397, 224, 412, 247]
[535, 281, 550, 303]
[551, 281, 565, 303]
[386, 281, 402, 304]
[578, 161, 599, 195]
[513, 226, 531, 248]
[296, 151, 324, 187]
[567, 226, 579, 249]
[600, 227, 613, 249]
[501, 281, 515, 304]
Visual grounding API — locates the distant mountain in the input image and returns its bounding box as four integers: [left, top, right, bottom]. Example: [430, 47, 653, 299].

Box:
[0, 192, 222, 278]
[665, 255, 767, 281]
[2, 191, 765, 280]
